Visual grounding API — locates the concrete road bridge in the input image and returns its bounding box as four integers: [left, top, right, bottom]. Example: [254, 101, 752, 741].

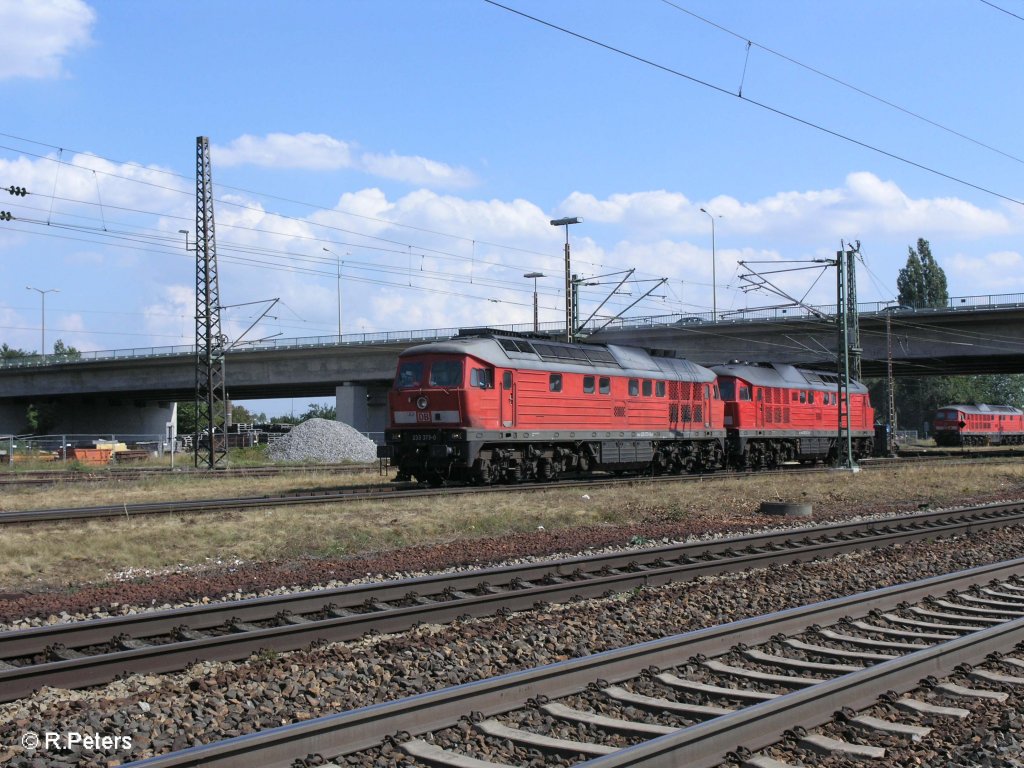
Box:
[1, 293, 1023, 437]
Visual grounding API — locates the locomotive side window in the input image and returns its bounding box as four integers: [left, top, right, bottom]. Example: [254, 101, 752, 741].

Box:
[799, 391, 806, 404]
[739, 386, 751, 401]
[503, 371, 513, 388]
[656, 381, 666, 397]
[628, 379, 640, 396]
[756, 388, 762, 401]
[642, 380, 652, 396]
[808, 392, 815, 404]
[396, 361, 424, 389]
[599, 377, 610, 394]
[549, 373, 563, 392]
[713, 384, 720, 399]
[583, 375, 595, 394]
[429, 360, 463, 387]
[470, 367, 493, 388]
[792, 392, 799, 402]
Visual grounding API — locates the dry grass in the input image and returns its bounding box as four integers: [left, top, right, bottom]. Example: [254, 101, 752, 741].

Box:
[2, 461, 1023, 591]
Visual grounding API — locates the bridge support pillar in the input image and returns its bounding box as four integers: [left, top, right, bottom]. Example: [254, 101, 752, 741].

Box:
[336, 383, 389, 444]
[0, 401, 28, 435]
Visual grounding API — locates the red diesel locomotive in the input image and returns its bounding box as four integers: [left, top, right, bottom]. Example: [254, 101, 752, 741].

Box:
[379, 331, 879, 483]
[379, 331, 727, 484]
[933, 404, 1024, 447]
[713, 361, 875, 467]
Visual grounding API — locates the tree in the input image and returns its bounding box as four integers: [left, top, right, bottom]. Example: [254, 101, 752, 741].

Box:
[896, 238, 948, 309]
[299, 403, 336, 421]
[1, 343, 31, 360]
[52, 339, 81, 359]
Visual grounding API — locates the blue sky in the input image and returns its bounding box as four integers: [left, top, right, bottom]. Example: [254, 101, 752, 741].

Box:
[2, 0, 1023, 416]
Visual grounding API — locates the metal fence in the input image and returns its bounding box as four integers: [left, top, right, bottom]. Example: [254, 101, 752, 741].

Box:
[0, 433, 169, 465]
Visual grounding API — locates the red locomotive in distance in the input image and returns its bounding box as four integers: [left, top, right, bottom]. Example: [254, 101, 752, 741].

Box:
[932, 404, 1024, 447]
[378, 331, 877, 484]
[379, 331, 726, 485]
[713, 361, 875, 467]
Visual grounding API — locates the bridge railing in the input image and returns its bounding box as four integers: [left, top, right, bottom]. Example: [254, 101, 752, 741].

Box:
[4, 292, 1024, 370]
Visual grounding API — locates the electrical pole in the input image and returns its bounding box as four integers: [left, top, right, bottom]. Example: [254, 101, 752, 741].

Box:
[550, 217, 581, 343]
[194, 136, 228, 469]
[885, 311, 897, 456]
[835, 245, 856, 470]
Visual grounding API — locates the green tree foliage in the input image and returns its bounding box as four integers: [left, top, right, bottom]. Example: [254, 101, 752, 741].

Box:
[1, 343, 31, 360]
[896, 238, 948, 309]
[51, 339, 81, 358]
[230, 404, 268, 425]
[176, 402, 198, 435]
[299, 403, 337, 421]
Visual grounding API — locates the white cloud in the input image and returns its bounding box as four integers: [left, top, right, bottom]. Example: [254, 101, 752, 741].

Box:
[214, 133, 354, 170]
[213, 132, 477, 188]
[361, 152, 476, 188]
[560, 173, 1011, 241]
[0, 0, 95, 80]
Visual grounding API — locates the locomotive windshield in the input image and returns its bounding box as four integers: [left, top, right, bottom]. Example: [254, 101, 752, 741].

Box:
[396, 361, 424, 389]
[429, 359, 464, 387]
[718, 380, 736, 400]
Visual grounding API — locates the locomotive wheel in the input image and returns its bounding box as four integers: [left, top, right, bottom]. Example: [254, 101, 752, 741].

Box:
[537, 458, 555, 481]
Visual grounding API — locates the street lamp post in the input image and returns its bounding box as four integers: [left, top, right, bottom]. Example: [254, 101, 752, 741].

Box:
[523, 272, 546, 331]
[323, 248, 347, 339]
[25, 285, 59, 356]
[549, 217, 582, 342]
[699, 208, 720, 321]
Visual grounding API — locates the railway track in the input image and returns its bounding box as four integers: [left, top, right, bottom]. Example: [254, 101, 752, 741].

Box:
[2, 500, 1022, 703]
[3, 452, 1022, 526]
[117, 558, 1024, 767]
[0, 462, 383, 487]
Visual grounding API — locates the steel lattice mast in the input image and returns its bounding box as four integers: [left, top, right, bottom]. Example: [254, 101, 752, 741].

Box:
[194, 136, 227, 469]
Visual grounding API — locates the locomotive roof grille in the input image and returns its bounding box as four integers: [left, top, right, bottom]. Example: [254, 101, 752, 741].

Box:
[497, 336, 621, 367]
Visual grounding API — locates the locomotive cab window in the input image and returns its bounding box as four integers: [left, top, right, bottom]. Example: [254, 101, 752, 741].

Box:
[628, 379, 640, 396]
[583, 375, 595, 394]
[656, 381, 666, 397]
[599, 377, 611, 394]
[739, 386, 751, 401]
[502, 371, 512, 389]
[549, 373, 563, 392]
[719, 380, 735, 400]
[396, 361, 424, 389]
[642, 380, 652, 396]
[799, 391, 806, 404]
[429, 360, 463, 387]
[808, 391, 815, 404]
[756, 389, 762, 401]
[470, 367, 493, 389]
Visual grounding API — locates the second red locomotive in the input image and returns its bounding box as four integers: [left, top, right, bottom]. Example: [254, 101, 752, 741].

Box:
[713, 361, 875, 467]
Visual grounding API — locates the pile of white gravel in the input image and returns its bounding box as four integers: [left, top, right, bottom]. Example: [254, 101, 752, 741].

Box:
[266, 418, 378, 463]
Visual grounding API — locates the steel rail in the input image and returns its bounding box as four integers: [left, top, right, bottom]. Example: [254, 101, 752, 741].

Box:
[119, 558, 1024, 768]
[583, 614, 1024, 768]
[2, 501, 1022, 701]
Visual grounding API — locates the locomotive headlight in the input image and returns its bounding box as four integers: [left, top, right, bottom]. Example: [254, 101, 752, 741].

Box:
[416, 395, 429, 410]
